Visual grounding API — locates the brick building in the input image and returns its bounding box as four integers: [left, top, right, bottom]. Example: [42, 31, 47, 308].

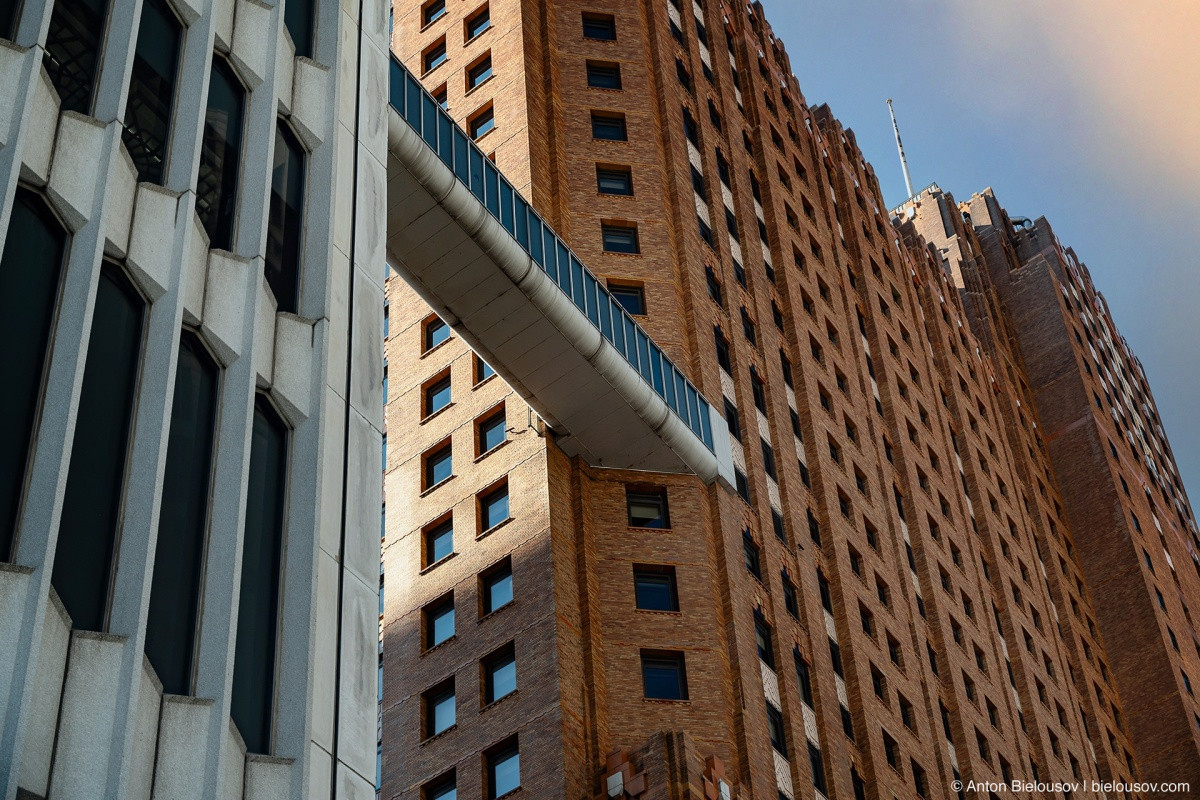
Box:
[380, 1, 1199, 798]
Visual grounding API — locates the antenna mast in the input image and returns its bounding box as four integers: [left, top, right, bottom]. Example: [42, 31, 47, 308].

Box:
[887, 98, 916, 200]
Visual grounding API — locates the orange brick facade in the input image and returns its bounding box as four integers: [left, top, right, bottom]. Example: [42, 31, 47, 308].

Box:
[381, 1, 1199, 798]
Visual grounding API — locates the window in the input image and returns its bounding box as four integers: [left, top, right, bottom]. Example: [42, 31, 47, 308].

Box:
[480, 558, 513, 614]
[634, 565, 679, 611]
[467, 54, 493, 90]
[196, 58, 246, 250]
[432, 83, 448, 109]
[641, 650, 687, 699]
[0, 190, 68, 557]
[424, 374, 452, 417]
[468, 104, 495, 139]
[477, 408, 506, 455]
[483, 643, 517, 703]
[465, 4, 491, 39]
[145, 333, 220, 695]
[601, 222, 639, 253]
[424, 443, 452, 489]
[423, 316, 450, 350]
[475, 355, 495, 383]
[627, 487, 669, 528]
[423, 517, 454, 567]
[741, 307, 756, 344]
[883, 729, 899, 768]
[53, 264, 146, 632]
[724, 399, 741, 440]
[479, 481, 510, 531]
[795, 650, 814, 706]
[586, 60, 622, 89]
[43, 0, 108, 113]
[582, 12, 616, 40]
[751, 372, 766, 411]
[596, 165, 633, 195]
[424, 773, 457, 800]
[767, 703, 787, 753]
[424, 593, 455, 650]
[714, 328, 731, 372]
[421, 0, 446, 26]
[705, 266, 722, 304]
[230, 397, 289, 753]
[808, 743, 827, 793]
[743, 531, 761, 578]
[486, 737, 521, 799]
[267, 129, 306, 311]
[423, 38, 447, 73]
[609, 283, 645, 314]
[422, 678, 455, 738]
[591, 112, 627, 141]
[122, 0, 182, 184]
[761, 439, 777, 480]
[782, 573, 799, 618]
[754, 611, 775, 668]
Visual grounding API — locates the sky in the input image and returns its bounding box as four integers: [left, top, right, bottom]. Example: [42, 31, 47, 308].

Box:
[759, 0, 1200, 504]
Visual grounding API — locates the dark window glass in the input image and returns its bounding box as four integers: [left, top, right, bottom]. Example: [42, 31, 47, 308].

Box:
[122, 0, 182, 184]
[609, 283, 645, 314]
[265, 123, 305, 313]
[591, 112, 627, 141]
[424, 518, 453, 566]
[724, 398, 740, 440]
[465, 5, 490, 39]
[421, 0, 445, 26]
[755, 611, 774, 667]
[714, 328, 731, 372]
[424, 593, 454, 648]
[627, 488, 669, 528]
[487, 739, 521, 799]
[469, 105, 494, 139]
[582, 12, 615, 40]
[1, 0, 17, 39]
[767, 703, 786, 753]
[44, 0, 108, 113]
[231, 397, 289, 754]
[479, 410, 506, 453]
[481, 558, 512, 614]
[423, 679, 455, 738]
[0, 191, 67, 555]
[425, 375, 451, 416]
[794, 649, 814, 705]
[197, 59, 245, 250]
[782, 574, 799, 618]
[641, 650, 687, 699]
[743, 532, 761, 578]
[601, 223, 638, 253]
[467, 55, 492, 89]
[53, 264, 145, 632]
[586, 61, 621, 89]
[479, 483, 509, 530]
[633, 565, 678, 611]
[425, 444, 452, 488]
[424, 317, 449, 350]
[596, 166, 633, 195]
[284, 0, 314, 57]
[483, 643, 516, 703]
[808, 743, 827, 793]
[705, 266, 722, 304]
[145, 333, 219, 694]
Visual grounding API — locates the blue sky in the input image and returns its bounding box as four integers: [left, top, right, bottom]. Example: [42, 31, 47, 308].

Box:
[760, 0, 1200, 504]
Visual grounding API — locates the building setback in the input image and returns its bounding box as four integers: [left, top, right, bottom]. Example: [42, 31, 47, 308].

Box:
[382, 2, 1198, 800]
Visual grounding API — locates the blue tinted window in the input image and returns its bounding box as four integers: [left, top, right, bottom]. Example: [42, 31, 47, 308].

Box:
[480, 484, 509, 531]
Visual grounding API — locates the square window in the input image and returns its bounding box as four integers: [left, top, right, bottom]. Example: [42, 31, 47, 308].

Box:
[586, 60, 622, 89]
[423, 517, 454, 567]
[422, 39, 447, 73]
[424, 374, 451, 417]
[469, 105, 495, 139]
[486, 738, 521, 799]
[626, 487, 669, 528]
[421, 0, 446, 27]
[582, 12, 616, 40]
[591, 112, 627, 141]
[601, 222, 639, 253]
[483, 642, 517, 704]
[422, 678, 455, 738]
[465, 4, 491, 39]
[480, 557, 513, 615]
[423, 593, 454, 649]
[641, 650, 687, 699]
[633, 564, 678, 611]
[424, 443, 453, 489]
[596, 165, 633, 195]
[423, 316, 450, 351]
[479, 482, 510, 532]
[478, 408, 506, 455]
[609, 282, 645, 314]
[467, 54, 493, 90]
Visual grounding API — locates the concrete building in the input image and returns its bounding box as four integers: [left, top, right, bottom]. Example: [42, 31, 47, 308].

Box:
[0, 0, 388, 797]
[380, 1, 1198, 800]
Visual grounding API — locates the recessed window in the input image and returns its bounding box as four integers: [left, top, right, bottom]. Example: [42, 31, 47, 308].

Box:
[479, 481, 510, 531]
[475, 354, 495, 383]
[633, 564, 678, 611]
[423, 517, 454, 567]
[596, 165, 633, 195]
[480, 557, 513, 614]
[582, 12, 616, 40]
[196, 58, 246, 250]
[586, 60, 622, 89]
[626, 487, 669, 528]
[641, 650, 687, 700]
[424, 373, 452, 417]
[477, 408, 506, 455]
[44, 0, 108, 113]
[743, 531, 761, 578]
[601, 222, 639, 253]
[265, 121, 305, 314]
[423, 443, 453, 489]
[754, 611, 775, 667]
[486, 737, 521, 799]
[469, 104, 496, 139]
[809, 743, 828, 793]
[423, 316, 450, 351]
[422, 678, 455, 738]
[483, 642, 517, 703]
[767, 702, 787, 754]
[423, 38, 448, 73]
[421, 0, 446, 26]
[608, 282, 645, 314]
[432, 83, 449, 109]
[591, 112, 627, 141]
[423, 772, 457, 800]
[424, 593, 455, 649]
[465, 4, 491, 39]
[467, 54, 493, 90]
[122, 0, 182, 184]
[283, 0, 314, 56]
[782, 572, 799, 618]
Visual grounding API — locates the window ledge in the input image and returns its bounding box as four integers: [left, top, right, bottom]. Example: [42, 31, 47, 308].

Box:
[600, 250, 642, 258]
[627, 525, 672, 532]
[420, 474, 456, 497]
[421, 402, 455, 425]
[421, 337, 454, 359]
[420, 15, 448, 33]
[476, 516, 513, 541]
[642, 697, 690, 705]
[474, 439, 510, 463]
[494, 789, 523, 800]
[478, 600, 513, 624]
[472, 125, 498, 145]
[588, 85, 624, 93]
[464, 26, 493, 46]
[421, 59, 450, 80]
[421, 635, 456, 656]
[420, 724, 457, 746]
[420, 551, 457, 575]
[635, 608, 682, 616]
[465, 74, 494, 97]
[481, 688, 518, 713]
[473, 373, 498, 389]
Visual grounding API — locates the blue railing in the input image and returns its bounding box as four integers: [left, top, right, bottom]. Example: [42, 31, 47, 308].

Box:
[388, 56, 714, 451]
